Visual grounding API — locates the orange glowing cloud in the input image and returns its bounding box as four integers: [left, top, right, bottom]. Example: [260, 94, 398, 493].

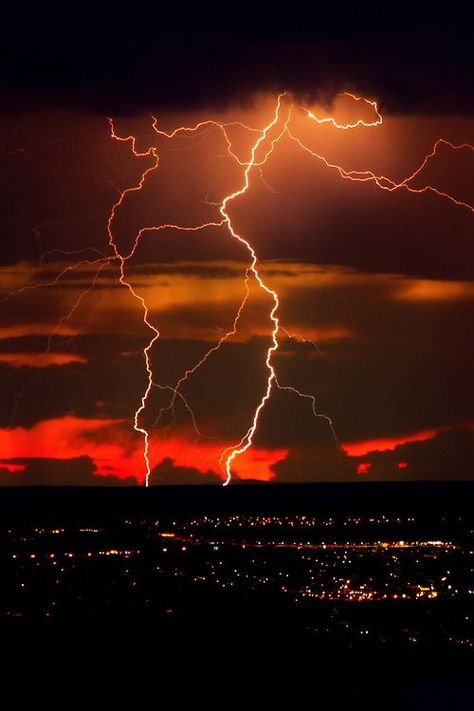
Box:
[0, 324, 77, 340]
[0, 353, 87, 368]
[394, 279, 474, 302]
[2, 260, 470, 350]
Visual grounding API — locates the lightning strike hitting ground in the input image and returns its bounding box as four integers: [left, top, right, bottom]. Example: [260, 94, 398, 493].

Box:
[4, 92, 473, 486]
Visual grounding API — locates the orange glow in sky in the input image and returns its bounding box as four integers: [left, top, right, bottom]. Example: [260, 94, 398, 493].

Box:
[0, 89, 472, 485]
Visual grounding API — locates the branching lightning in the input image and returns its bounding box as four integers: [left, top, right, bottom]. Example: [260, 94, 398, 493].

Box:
[4, 91, 473, 486]
[108, 93, 474, 486]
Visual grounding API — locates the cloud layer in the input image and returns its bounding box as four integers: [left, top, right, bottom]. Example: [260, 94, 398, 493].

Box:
[1, 8, 473, 115]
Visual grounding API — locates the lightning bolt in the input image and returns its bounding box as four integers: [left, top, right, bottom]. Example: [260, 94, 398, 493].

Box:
[217, 95, 291, 484]
[106, 99, 293, 485]
[303, 92, 383, 129]
[66, 94, 474, 485]
[289, 119, 474, 214]
[4, 91, 473, 487]
[106, 119, 230, 485]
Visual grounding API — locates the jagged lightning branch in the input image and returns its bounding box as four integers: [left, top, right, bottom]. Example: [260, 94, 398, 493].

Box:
[4, 93, 473, 486]
[124, 94, 473, 485]
[217, 95, 291, 484]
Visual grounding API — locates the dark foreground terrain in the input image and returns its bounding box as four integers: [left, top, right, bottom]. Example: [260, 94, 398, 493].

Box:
[1, 481, 473, 706]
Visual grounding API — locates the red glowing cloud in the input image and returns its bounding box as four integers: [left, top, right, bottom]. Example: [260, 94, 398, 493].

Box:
[342, 424, 474, 458]
[0, 417, 287, 484]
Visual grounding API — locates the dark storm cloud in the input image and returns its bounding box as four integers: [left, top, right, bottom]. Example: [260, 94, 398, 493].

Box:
[126, 262, 244, 280]
[0, 456, 135, 485]
[271, 443, 352, 483]
[240, 166, 474, 281]
[150, 457, 221, 485]
[1, 6, 473, 115]
[276, 292, 474, 442]
[1, 259, 472, 441]
[353, 428, 474, 481]
[0, 351, 148, 427]
[271, 428, 474, 482]
[7, 261, 248, 289]
[0, 333, 147, 358]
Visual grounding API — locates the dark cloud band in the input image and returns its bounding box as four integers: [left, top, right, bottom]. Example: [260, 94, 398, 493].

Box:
[1, 10, 473, 115]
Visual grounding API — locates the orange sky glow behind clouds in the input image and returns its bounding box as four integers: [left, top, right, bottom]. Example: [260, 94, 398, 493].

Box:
[0, 92, 473, 484]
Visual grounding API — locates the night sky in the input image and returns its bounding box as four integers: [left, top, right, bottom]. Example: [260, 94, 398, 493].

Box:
[0, 6, 473, 485]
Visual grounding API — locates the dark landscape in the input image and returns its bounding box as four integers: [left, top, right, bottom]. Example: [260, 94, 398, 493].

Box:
[1, 482, 473, 704]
